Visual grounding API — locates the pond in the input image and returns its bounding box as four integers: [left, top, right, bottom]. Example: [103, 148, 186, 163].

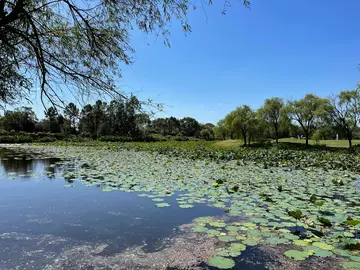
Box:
[0, 145, 360, 270]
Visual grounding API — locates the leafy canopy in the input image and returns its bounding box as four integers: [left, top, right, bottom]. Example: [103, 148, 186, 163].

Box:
[0, 0, 250, 107]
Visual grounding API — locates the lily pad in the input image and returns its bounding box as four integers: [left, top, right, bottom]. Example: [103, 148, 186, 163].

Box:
[226, 225, 239, 232]
[229, 243, 246, 252]
[293, 240, 309, 246]
[284, 250, 309, 261]
[155, 203, 170, 208]
[210, 221, 226, 228]
[152, 198, 164, 202]
[179, 204, 194, 209]
[208, 256, 235, 269]
[342, 261, 360, 269]
[312, 242, 334, 250]
[192, 226, 207, 233]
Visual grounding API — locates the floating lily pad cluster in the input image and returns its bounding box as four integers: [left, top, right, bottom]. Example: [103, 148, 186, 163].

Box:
[2, 144, 360, 268]
[191, 215, 360, 268]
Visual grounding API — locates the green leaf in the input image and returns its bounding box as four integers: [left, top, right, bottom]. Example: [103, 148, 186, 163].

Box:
[318, 217, 332, 227]
[287, 209, 302, 220]
[152, 198, 164, 202]
[208, 256, 235, 269]
[209, 221, 226, 228]
[293, 240, 309, 246]
[342, 261, 360, 269]
[284, 250, 309, 261]
[347, 220, 360, 226]
[229, 243, 246, 252]
[192, 226, 207, 232]
[178, 204, 194, 209]
[312, 242, 334, 251]
[155, 203, 170, 208]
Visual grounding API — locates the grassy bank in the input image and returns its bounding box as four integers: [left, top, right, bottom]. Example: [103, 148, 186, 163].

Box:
[278, 138, 360, 148]
[213, 138, 360, 149]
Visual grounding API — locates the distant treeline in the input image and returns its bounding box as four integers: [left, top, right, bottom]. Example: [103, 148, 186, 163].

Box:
[2, 86, 360, 148]
[0, 96, 215, 143]
[214, 86, 360, 148]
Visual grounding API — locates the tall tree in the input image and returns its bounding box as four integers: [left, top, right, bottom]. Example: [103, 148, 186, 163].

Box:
[224, 110, 237, 139]
[1, 106, 36, 132]
[200, 123, 215, 140]
[329, 89, 360, 148]
[0, 0, 250, 106]
[214, 119, 228, 139]
[45, 106, 63, 133]
[260, 97, 284, 144]
[64, 103, 79, 134]
[227, 105, 254, 146]
[92, 100, 107, 137]
[79, 104, 95, 137]
[287, 94, 329, 146]
[135, 113, 151, 136]
[180, 117, 200, 137]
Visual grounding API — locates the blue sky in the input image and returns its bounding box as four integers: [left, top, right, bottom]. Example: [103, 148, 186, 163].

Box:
[18, 0, 360, 124]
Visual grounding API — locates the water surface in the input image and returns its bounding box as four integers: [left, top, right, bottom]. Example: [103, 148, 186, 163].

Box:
[0, 147, 226, 269]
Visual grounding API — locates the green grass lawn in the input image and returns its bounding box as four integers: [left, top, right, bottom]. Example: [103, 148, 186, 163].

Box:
[212, 138, 360, 149]
[212, 140, 244, 149]
[278, 138, 360, 148]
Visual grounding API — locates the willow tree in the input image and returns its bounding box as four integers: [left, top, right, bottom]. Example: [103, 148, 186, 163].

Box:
[0, 0, 250, 107]
[329, 88, 360, 148]
[287, 94, 329, 146]
[259, 97, 284, 144]
[225, 105, 255, 146]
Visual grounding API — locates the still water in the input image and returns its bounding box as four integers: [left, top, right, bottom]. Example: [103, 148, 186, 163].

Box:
[0, 147, 238, 269]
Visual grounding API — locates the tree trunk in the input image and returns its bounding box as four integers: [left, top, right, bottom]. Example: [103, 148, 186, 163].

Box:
[305, 135, 309, 146]
[243, 135, 247, 146]
[348, 133, 352, 148]
[275, 128, 279, 144]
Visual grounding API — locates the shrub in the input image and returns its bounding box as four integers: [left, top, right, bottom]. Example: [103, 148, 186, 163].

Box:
[0, 135, 33, 143]
[98, 136, 134, 142]
[173, 136, 189, 141]
[38, 136, 57, 142]
[147, 134, 168, 142]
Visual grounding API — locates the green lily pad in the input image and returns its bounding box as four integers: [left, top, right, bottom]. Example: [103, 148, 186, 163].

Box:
[265, 237, 287, 245]
[229, 243, 246, 252]
[243, 239, 259, 246]
[194, 216, 213, 223]
[332, 249, 352, 257]
[179, 204, 194, 209]
[242, 222, 256, 228]
[152, 198, 164, 202]
[342, 261, 360, 269]
[155, 203, 170, 208]
[284, 250, 309, 261]
[218, 235, 235, 242]
[208, 256, 235, 269]
[192, 226, 207, 232]
[210, 221, 226, 228]
[312, 242, 334, 250]
[306, 246, 334, 257]
[225, 225, 239, 232]
[293, 240, 309, 246]
[347, 220, 360, 226]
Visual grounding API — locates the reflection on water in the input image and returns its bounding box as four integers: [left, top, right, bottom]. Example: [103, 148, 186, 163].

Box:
[0, 147, 226, 270]
[0, 148, 60, 178]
